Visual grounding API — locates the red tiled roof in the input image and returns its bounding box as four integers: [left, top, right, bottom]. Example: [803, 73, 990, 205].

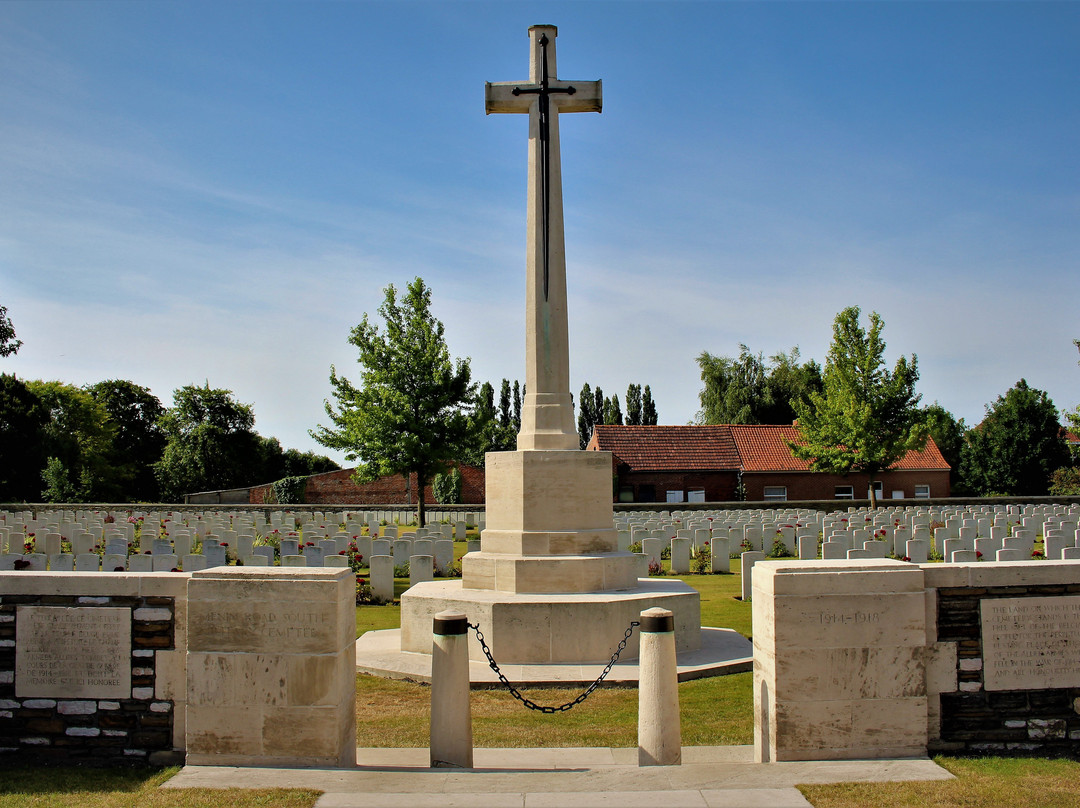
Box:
[728, 424, 812, 472]
[588, 425, 741, 471]
[589, 424, 950, 473]
[729, 424, 950, 472]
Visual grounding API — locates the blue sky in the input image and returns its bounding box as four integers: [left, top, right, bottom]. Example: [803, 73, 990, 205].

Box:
[3, 1, 1078, 465]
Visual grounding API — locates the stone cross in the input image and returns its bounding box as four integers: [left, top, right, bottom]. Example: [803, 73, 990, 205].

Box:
[486, 25, 602, 451]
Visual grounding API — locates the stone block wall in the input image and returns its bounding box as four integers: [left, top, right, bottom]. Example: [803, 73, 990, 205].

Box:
[0, 573, 187, 765]
[754, 559, 1080, 762]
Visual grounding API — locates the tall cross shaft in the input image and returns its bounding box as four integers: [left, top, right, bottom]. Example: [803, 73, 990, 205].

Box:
[486, 25, 602, 452]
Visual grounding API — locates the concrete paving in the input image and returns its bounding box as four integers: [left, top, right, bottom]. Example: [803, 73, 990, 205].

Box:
[355, 626, 753, 687]
[162, 745, 954, 808]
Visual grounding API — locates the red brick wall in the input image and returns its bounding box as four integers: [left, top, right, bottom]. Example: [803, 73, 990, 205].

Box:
[741, 469, 951, 502]
[615, 471, 740, 503]
[250, 464, 486, 505]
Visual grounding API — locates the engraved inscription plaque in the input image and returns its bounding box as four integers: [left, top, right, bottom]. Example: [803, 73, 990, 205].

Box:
[982, 596, 1080, 691]
[16, 606, 131, 698]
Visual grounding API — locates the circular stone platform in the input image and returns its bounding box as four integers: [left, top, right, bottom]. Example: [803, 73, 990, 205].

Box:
[355, 625, 752, 687]
[399, 577, 703, 665]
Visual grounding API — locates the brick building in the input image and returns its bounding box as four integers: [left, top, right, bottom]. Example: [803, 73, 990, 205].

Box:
[586, 424, 950, 503]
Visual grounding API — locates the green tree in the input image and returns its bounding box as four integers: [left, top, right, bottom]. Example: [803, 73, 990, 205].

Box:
[577, 382, 597, 448]
[432, 466, 463, 504]
[603, 393, 623, 425]
[86, 380, 166, 501]
[512, 381, 522, 432]
[1064, 339, 1080, 454]
[959, 379, 1069, 496]
[642, 385, 658, 425]
[498, 379, 513, 429]
[697, 345, 820, 425]
[26, 380, 118, 501]
[626, 384, 643, 426]
[0, 374, 48, 501]
[921, 402, 968, 493]
[0, 305, 22, 358]
[462, 380, 515, 465]
[41, 457, 90, 503]
[790, 307, 927, 509]
[311, 278, 475, 527]
[155, 383, 264, 501]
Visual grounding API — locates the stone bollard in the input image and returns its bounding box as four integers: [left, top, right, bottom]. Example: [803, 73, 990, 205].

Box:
[430, 610, 473, 769]
[638, 607, 681, 766]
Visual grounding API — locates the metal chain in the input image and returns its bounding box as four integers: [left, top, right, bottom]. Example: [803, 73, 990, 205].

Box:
[468, 620, 640, 713]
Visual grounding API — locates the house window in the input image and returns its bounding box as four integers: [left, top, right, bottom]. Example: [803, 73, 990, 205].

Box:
[687, 488, 706, 503]
[763, 486, 787, 502]
[868, 481, 883, 499]
[666, 490, 685, 503]
[914, 484, 930, 499]
[639, 484, 656, 502]
[618, 486, 635, 503]
[834, 485, 854, 499]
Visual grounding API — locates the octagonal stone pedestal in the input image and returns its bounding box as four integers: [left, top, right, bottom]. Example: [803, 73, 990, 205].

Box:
[400, 578, 700, 665]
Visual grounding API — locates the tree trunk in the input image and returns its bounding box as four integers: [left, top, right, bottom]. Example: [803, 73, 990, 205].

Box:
[868, 476, 878, 509]
[416, 471, 427, 527]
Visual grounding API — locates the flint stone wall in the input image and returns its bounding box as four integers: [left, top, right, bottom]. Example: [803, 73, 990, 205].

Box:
[0, 573, 186, 766]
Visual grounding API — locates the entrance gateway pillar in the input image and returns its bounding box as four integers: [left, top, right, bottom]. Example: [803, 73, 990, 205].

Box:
[399, 25, 700, 665]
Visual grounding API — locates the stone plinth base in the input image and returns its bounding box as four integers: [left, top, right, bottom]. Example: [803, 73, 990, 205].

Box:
[752, 559, 928, 763]
[400, 578, 701, 665]
[462, 551, 638, 593]
[185, 567, 356, 768]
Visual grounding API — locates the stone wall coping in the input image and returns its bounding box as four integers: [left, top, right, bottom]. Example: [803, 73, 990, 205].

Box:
[189, 566, 351, 582]
[921, 560, 1080, 589]
[0, 571, 188, 597]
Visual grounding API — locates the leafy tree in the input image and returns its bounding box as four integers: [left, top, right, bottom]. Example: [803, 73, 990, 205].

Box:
[603, 393, 623, 425]
[259, 437, 340, 483]
[0, 305, 22, 358]
[1064, 339, 1080, 456]
[0, 374, 48, 501]
[790, 307, 927, 508]
[498, 380, 513, 429]
[311, 277, 475, 527]
[432, 466, 463, 504]
[697, 345, 820, 425]
[626, 384, 643, 426]
[41, 457, 90, 503]
[959, 379, 1068, 496]
[1050, 466, 1080, 496]
[86, 380, 166, 501]
[921, 402, 968, 493]
[642, 385, 658, 425]
[512, 381, 522, 432]
[26, 380, 118, 501]
[155, 383, 264, 501]
[461, 380, 515, 465]
[577, 382, 597, 448]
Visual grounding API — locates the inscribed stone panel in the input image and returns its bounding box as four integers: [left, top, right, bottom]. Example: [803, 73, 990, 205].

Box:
[16, 606, 131, 698]
[982, 595, 1080, 691]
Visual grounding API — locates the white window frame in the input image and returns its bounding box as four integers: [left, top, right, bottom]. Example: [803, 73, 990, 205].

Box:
[834, 485, 854, 499]
[763, 486, 787, 502]
[914, 484, 931, 499]
[666, 490, 684, 503]
[687, 488, 706, 503]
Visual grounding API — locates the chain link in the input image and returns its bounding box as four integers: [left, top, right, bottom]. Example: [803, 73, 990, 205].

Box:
[468, 620, 640, 713]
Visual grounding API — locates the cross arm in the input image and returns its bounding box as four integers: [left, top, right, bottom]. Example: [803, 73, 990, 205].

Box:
[555, 79, 602, 113]
[485, 79, 603, 115]
[486, 81, 532, 114]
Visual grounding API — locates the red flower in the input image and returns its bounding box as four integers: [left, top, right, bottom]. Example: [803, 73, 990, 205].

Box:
[902, 556, 911, 562]
[338, 550, 346, 555]
[976, 551, 983, 558]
